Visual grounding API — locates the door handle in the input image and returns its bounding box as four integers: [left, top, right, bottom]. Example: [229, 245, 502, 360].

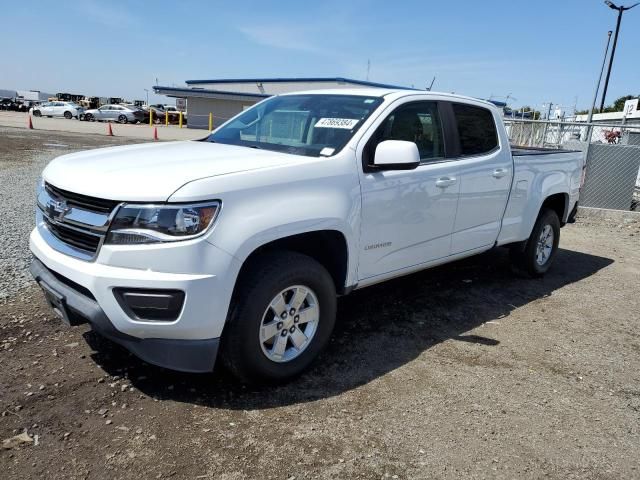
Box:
[492, 168, 508, 179]
[435, 177, 457, 188]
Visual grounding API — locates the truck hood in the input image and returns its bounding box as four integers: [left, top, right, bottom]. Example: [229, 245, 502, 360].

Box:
[43, 141, 302, 202]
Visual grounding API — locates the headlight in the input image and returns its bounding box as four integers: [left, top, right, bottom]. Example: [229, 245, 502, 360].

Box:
[105, 201, 220, 245]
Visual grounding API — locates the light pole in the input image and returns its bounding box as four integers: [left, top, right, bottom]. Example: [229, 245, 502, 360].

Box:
[144, 89, 149, 106]
[583, 30, 613, 140]
[599, 1, 639, 112]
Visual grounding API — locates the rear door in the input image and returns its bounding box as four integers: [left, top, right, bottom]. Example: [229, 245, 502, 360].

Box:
[357, 99, 461, 279]
[448, 102, 513, 254]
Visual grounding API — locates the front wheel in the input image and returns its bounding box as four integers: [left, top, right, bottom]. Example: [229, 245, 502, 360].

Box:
[118, 114, 128, 124]
[84, 113, 94, 121]
[221, 251, 337, 384]
[510, 208, 560, 277]
[33, 110, 41, 117]
[63, 111, 72, 119]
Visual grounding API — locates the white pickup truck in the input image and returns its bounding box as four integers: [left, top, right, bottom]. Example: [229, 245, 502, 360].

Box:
[30, 89, 584, 383]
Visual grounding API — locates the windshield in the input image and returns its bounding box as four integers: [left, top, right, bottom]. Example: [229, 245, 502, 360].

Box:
[207, 94, 384, 157]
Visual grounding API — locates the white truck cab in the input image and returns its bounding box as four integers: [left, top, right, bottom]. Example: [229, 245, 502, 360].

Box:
[30, 89, 584, 383]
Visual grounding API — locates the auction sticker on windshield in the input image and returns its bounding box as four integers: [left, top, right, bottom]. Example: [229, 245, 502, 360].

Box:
[315, 118, 360, 129]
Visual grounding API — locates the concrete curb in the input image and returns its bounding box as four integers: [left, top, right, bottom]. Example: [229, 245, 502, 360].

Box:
[578, 206, 640, 222]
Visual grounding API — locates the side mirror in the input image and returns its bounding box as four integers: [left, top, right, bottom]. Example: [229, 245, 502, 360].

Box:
[373, 140, 420, 170]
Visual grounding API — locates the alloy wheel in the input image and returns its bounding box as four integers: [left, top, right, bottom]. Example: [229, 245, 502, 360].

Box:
[259, 285, 319, 363]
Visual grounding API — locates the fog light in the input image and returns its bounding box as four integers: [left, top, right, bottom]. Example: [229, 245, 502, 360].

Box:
[114, 288, 185, 321]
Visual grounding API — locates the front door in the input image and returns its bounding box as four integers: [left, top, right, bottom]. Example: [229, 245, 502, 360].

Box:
[96, 106, 110, 120]
[40, 102, 54, 116]
[357, 100, 460, 280]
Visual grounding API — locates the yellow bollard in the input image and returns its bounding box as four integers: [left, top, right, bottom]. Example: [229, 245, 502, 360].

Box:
[208, 112, 213, 131]
[165, 111, 169, 126]
[179, 111, 183, 129]
[149, 108, 153, 127]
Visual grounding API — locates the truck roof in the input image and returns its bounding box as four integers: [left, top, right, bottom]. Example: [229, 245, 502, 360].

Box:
[280, 88, 497, 109]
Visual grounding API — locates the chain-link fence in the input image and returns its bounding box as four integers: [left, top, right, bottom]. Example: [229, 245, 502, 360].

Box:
[504, 118, 640, 212]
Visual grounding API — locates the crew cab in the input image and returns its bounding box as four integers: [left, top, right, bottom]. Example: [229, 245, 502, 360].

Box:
[30, 89, 584, 383]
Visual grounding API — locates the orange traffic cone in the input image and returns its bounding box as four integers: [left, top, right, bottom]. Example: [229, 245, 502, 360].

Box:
[153, 127, 158, 141]
[28, 115, 34, 129]
[107, 123, 114, 136]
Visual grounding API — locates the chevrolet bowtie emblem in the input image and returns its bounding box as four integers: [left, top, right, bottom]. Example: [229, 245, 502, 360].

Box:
[47, 199, 70, 221]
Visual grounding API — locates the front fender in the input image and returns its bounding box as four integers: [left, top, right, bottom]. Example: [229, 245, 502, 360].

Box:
[170, 159, 362, 289]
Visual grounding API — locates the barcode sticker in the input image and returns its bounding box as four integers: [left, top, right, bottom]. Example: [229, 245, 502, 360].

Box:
[314, 118, 360, 129]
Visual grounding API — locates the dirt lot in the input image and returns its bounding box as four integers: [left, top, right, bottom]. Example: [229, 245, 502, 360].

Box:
[1, 128, 640, 479]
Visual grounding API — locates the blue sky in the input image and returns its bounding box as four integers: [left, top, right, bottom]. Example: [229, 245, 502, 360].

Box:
[1, 0, 638, 112]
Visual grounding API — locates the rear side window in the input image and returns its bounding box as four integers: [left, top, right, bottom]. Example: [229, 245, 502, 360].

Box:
[452, 103, 498, 156]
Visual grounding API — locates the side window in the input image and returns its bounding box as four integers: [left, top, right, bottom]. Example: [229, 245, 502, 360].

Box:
[452, 103, 498, 156]
[365, 101, 445, 166]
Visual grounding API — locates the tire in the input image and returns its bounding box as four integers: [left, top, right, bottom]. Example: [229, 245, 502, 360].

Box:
[510, 208, 561, 277]
[33, 110, 41, 117]
[118, 114, 128, 124]
[221, 250, 337, 384]
[63, 111, 72, 119]
[84, 113, 93, 122]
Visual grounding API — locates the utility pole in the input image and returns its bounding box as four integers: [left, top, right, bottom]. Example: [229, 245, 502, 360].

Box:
[599, 1, 638, 112]
[366, 59, 370, 81]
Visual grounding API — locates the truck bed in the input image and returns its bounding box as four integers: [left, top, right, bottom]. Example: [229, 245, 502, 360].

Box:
[511, 146, 580, 156]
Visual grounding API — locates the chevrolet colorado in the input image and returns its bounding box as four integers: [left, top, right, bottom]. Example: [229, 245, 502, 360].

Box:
[30, 89, 584, 383]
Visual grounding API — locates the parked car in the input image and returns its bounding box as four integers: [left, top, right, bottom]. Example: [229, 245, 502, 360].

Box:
[30, 101, 84, 119]
[83, 104, 144, 124]
[122, 104, 149, 123]
[148, 104, 185, 123]
[30, 89, 584, 384]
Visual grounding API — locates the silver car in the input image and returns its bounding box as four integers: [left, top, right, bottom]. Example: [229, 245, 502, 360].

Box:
[83, 104, 145, 124]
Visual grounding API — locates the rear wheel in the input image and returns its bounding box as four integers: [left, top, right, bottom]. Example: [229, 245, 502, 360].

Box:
[221, 250, 337, 384]
[118, 114, 128, 124]
[510, 208, 560, 277]
[33, 110, 41, 117]
[63, 111, 72, 119]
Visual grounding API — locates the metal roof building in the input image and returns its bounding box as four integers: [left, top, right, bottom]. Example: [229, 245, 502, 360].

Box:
[153, 77, 412, 129]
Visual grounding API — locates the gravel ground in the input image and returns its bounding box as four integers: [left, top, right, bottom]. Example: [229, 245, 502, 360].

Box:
[1, 127, 640, 479]
[0, 128, 146, 299]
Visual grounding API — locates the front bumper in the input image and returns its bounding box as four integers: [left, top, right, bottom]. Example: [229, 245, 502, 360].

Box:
[29, 225, 242, 372]
[30, 258, 219, 372]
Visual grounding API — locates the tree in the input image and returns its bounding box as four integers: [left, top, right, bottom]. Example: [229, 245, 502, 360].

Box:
[576, 94, 638, 115]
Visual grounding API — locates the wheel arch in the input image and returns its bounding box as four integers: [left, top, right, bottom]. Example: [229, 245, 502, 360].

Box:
[234, 230, 350, 296]
[540, 192, 569, 225]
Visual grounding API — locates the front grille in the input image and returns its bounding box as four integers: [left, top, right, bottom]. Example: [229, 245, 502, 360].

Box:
[46, 183, 119, 214]
[44, 217, 101, 253]
[39, 183, 121, 260]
